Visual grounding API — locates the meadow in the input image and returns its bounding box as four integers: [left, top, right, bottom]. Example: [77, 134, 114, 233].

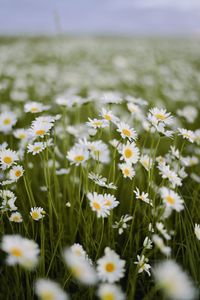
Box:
[0, 37, 200, 300]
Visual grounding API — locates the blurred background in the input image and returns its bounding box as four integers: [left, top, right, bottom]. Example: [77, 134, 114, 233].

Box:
[0, 0, 200, 36]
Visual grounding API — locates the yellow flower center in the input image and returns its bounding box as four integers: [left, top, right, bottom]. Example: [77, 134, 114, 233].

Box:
[31, 211, 40, 220]
[105, 200, 112, 206]
[11, 247, 23, 257]
[18, 133, 26, 139]
[93, 202, 101, 211]
[15, 170, 22, 177]
[124, 168, 130, 176]
[166, 195, 175, 205]
[155, 113, 166, 120]
[102, 294, 115, 300]
[122, 129, 131, 137]
[105, 262, 115, 272]
[31, 107, 39, 113]
[104, 114, 111, 121]
[3, 156, 13, 164]
[124, 148, 133, 158]
[74, 155, 84, 162]
[12, 216, 21, 222]
[33, 146, 42, 152]
[94, 121, 102, 126]
[35, 129, 45, 135]
[3, 118, 11, 125]
[40, 292, 54, 300]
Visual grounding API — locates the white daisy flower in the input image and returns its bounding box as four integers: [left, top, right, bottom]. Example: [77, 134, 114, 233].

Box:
[30, 207, 45, 221]
[119, 163, 135, 179]
[0, 111, 17, 133]
[143, 237, 153, 249]
[67, 145, 89, 166]
[148, 107, 173, 126]
[100, 108, 119, 124]
[9, 212, 23, 223]
[9, 165, 24, 181]
[134, 254, 151, 276]
[120, 141, 140, 165]
[152, 234, 171, 256]
[13, 128, 30, 141]
[103, 193, 119, 209]
[153, 260, 197, 300]
[97, 284, 125, 300]
[140, 154, 153, 171]
[87, 118, 108, 129]
[0, 189, 17, 211]
[112, 214, 133, 235]
[88, 140, 110, 164]
[24, 101, 50, 113]
[160, 187, 184, 212]
[97, 247, 125, 283]
[156, 222, 171, 240]
[35, 279, 68, 300]
[1, 234, 40, 270]
[134, 188, 153, 206]
[0, 149, 19, 170]
[87, 192, 110, 218]
[158, 162, 182, 188]
[27, 142, 46, 155]
[178, 128, 195, 143]
[117, 122, 137, 141]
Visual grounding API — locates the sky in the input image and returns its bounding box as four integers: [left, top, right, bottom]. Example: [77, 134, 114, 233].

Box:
[0, 0, 200, 36]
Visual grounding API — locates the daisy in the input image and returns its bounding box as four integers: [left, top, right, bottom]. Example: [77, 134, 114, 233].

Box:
[30, 207, 45, 221]
[103, 193, 119, 209]
[29, 120, 53, 138]
[134, 188, 152, 206]
[153, 260, 197, 300]
[27, 142, 46, 155]
[67, 145, 89, 166]
[156, 222, 171, 240]
[24, 101, 50, 113]
[88, 140, 110, 164]
[143, 237, 153, 249]
[63, 247, 97, 285]
[87, 192, 110, 218]
[119, 163, 135, 179]
[1, 234, 40, 269]
[160, 187, 184, 212]
[0, 111, 17, 133]
[97, 247, 125, 283]
[88, 172, 117, 190]
[112, 214, 133, 235]
[97, 284, 125, 300]
[148, 107, 173, 126]
[0, 189, 17, 211]
[120, 141, 140, 165]
[13, 128, 30, 141]
[194, 224, 200, 240]
[127, 102, 143, 119]
[9, 165, 24, 181]
[35, 279, 68, 300]
[87, 118, 108, 129]
[178, 128, 195, 143]
[134, 254, 151, 276]
[140, 154, 153, 171]
[100, 108, 119, 124]
[158, 163, 182, 188]
[9, 212, 23, 223]
[0, 149, 19, 170]
[117, 122, 137, 141]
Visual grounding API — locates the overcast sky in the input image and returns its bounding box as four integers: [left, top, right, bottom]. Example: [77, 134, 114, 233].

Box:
[0, 0, 200, 35]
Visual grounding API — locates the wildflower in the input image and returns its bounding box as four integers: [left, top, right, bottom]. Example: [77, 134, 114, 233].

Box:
[120, 141, 140, 165]
[67, 145, 89, 166]
[156, 222, 171, 240]
[35, 279, 68, 300]
[153, 260, 197, 300]
[24, 101, 50, 113]
[87, 118, 108, 129]
[134, 254, 151, 276]
[13, 128, 30, 141]
[29, 120, 53, 138]
[177, 106, 198, 123]
[119, 163, 135, 179]
[0, 149, 19, 170]
[178, 128, 195, 143]
[0, 189, 17, 211]
[87, 192, 110, 218]
[134, 188, 152, 206]
[88, 172, 117, 190]
[97, 247, 125, 283]
[140, 154, 153, 171]
[1, 234, 40, 269]
[97, 284, 125, 300]
[112, 214, 133, 235]
[56, 168, 70, 175]
[100, 108, 119, 124]
[160, 187, 184, 212]
[152, 234, 171, 256]
[9, 165, 24, 181]
[63, 247, 97, 285]
[117, 122, 137, 141]
[158, 163, 182, 187]
[27, 142, 46, 155]
[143, 237, 153, 249]
[9, 212, 23, 223]
[148, 107, 173, 126]
[88, 140, 110, 164]
[30, 207, 45, 221]
[0, 111, 17, 133]
[194, 224, 200, 240]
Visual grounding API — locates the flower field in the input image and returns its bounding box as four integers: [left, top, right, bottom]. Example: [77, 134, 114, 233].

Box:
[0, 37, 200, 300]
